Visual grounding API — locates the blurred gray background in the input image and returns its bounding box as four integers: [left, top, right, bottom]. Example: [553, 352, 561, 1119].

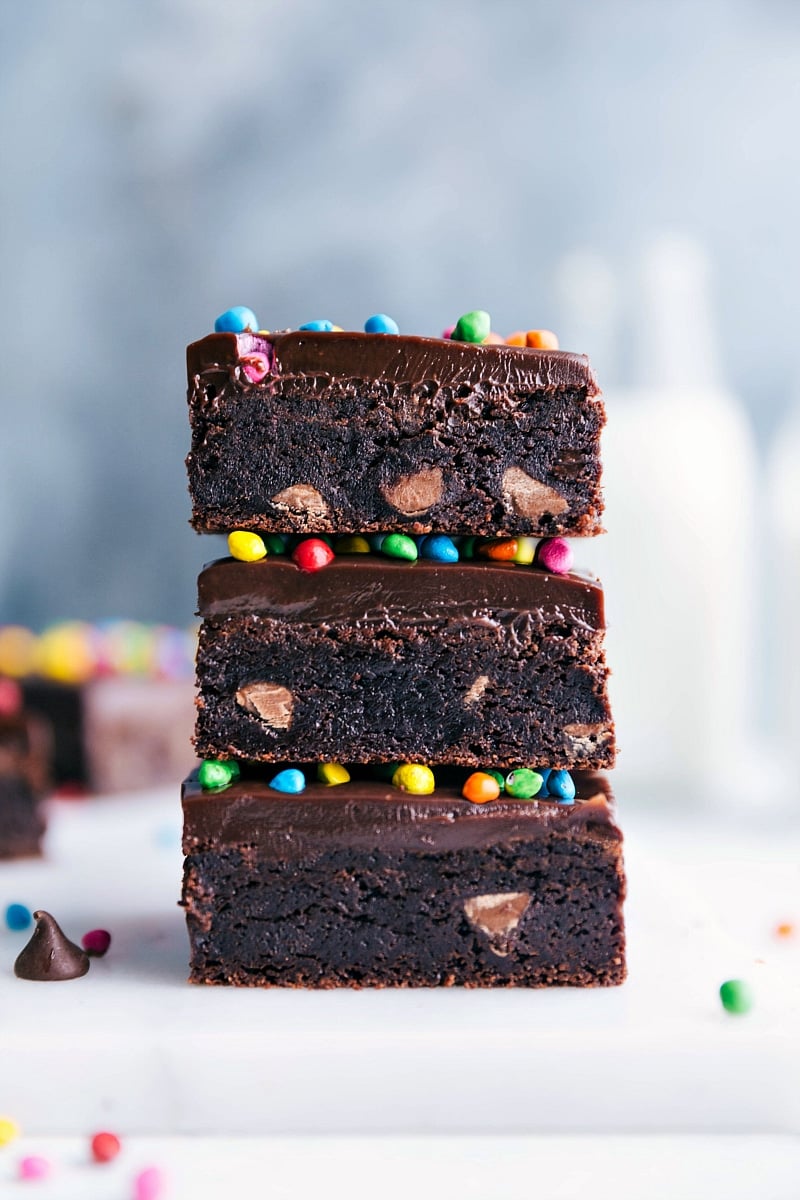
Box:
[1, 0, 799, 628]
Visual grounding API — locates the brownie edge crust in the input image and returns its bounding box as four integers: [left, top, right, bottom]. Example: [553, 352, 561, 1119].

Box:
[181, 770, 626, 988]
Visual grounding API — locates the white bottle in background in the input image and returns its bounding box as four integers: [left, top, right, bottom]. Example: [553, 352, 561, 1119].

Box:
[767, 403, 800, 787]
[559, 236, 760, 805]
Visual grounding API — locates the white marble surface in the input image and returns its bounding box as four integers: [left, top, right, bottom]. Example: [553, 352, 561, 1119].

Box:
[1, 1135, 799, 1200]
[0, 790, 798, 1136]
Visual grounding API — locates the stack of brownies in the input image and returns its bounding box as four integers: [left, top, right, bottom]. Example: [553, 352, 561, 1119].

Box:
[181, 309, 626, 988]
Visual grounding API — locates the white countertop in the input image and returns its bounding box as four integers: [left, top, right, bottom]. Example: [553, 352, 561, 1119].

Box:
[0, 789, 798, 1137]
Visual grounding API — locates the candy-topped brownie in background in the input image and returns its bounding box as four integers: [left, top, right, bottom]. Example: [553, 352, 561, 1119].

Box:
[0, 678, 50, 859]
[186, 308, 605, 537]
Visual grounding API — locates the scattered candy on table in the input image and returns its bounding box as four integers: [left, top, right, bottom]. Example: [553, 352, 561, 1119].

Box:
[392, 764, 435, 795]
[364, 314, 399, 335]
[82, 929, 112, 957]
[547, 769, 576, 802]
[719, 978, 754, 1015]
[450, 310, 491, 344]
[536, 537, 574, 575]
[462, 772, 501, 804]
[90, 1130, 121, 1163]
[134, 1165, 165, 1200]
[19, 1155, 51, 1181]
[228, 531, 267, 562]
[419, 534, 459, 563]
[269, 768, 306, 794]
[198, 759, 238, 792]
[5, 903, 32, 932]
[505, 769, 544, 800]
[292, 538, 336, 572]
[0, 1116, 20, 1146]
[317, 762, 350, 786]
[214, 306, 258, 334]
[525, 329, 559, 350]
[775, 921, 795, 939]
[299, 320, 334, 332]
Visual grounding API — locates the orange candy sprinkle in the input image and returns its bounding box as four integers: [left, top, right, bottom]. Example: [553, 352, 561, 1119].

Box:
[505, 331, 527, 346]
[477, 538, 518, 561]
[775, 922, 795, 939]
[462, 772, 501, 804]
[526, 329, 560, 350]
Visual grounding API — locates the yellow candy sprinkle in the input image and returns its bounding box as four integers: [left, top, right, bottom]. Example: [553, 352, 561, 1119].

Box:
[513, 537, 538, 565]
[392, 763, 435, 795]
[335, 535, 371, 555]
[0, 1116, 20, 1146]
[330, 325, 344, 332]
[257, 329, 271, 336]
[317, 762, 351, 786]
[36, 622, 96, 684]
[0, 626, 38, 677]
[228, 531, 267, 562]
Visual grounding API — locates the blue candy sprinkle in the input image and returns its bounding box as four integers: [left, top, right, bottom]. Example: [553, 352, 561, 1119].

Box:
[420, 534, 459, 563]
[214, 306, 259, 334]
[534, 767, 552, 797]
[547, 769, 576, 802]
[299, 320, 334, 332]
[364, 313, 400, 335]
[5, 903, 32, 931]
[269, 768, 306, 794]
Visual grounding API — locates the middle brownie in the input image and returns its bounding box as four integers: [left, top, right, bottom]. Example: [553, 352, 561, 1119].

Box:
[195, 556, 614, 768]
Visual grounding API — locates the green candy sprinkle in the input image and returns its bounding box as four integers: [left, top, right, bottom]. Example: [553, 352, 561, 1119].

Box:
[719, 979, 754, 1015]
[451, 310, 491, 344]
[485, 769, 506, 793]
[382, 533, 418, 562]
[505, 768, 544, 800]
[198, 759, 236, 792]
[460, 536, 477, 559]
[264, 534, 288, 555]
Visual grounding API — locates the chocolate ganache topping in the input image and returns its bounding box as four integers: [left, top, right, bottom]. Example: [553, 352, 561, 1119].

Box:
[197, 557, 606, 631]
[187, 331, 600, 397]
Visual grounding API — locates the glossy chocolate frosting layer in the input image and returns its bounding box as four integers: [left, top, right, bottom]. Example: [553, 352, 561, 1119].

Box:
[187, 331, 599, 397]
[198, 557, 606, 632]
[182, 769, 619, 858]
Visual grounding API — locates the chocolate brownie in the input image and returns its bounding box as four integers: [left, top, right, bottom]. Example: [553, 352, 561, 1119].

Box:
[186, 332, 605, 537]
[181, 767, 626, 988]
[0, 713, 50, 859]
[193, 557, 615, 769]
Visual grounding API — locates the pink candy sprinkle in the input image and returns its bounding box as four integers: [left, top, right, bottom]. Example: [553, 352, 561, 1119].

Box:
[240, 352, 271, 384]
[134, 1166, 165, 1200]
[0, 676, 22, 718]
[536, 537, 574, 575]
[441, 325, 455, 339]
[19, 1156, 51, 1181]
[82, 928, 112, 956]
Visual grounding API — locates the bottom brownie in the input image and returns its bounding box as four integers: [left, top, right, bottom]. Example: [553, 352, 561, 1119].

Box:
[181, 768, 626, 988]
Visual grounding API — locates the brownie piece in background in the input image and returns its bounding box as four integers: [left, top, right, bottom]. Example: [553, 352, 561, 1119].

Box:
[181, 767, 626, 988]
[187, 332, 605, 537]
[194, 557, 615, 769]
[0, 701, 50, 859]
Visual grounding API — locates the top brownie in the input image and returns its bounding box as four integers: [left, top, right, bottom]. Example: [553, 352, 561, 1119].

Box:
[186, 331, 604, 536]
